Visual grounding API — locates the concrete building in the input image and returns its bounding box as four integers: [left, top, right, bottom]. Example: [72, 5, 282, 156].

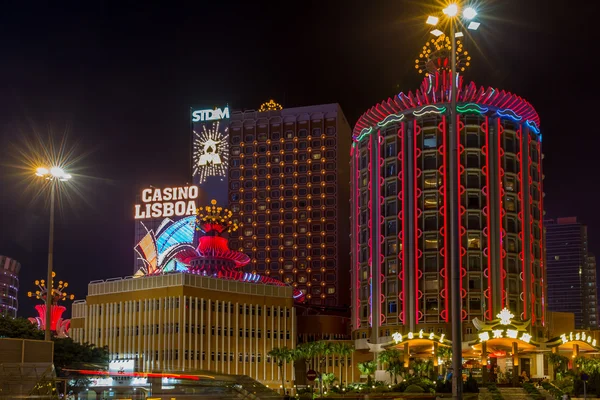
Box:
[227, 104, 352, 307]
[71, 272, 296, 388]
[0, 255, 20, 317]
[545, 217, 598, 329]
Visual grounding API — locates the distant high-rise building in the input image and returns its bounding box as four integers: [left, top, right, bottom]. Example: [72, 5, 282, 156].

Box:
[0, 255, 20, 317]
[227, 104, 352, 307]
[586, 253, 598, 328]
[545, 217, 598, 329]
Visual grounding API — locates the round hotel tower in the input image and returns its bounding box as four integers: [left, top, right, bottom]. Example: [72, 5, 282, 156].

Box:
[350, 36, 545, 348]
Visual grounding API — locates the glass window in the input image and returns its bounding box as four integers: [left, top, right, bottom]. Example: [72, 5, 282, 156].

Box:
[424, 236, 439, 250]
[388, 301, 397, 313]
[467, 235, 481, 249]
[426, 298, 439, 313]
[423, 135, 437, 149]
[424, 279, 439, 291]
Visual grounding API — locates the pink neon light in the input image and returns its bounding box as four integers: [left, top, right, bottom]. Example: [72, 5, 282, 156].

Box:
[377, 130, 385, 326]
[537, 139, 545, 326]
[398, 125, 406, 324]
[441, 116, 449, 322]
[497, 119, 506, 308]
[484, 117, 492, 321]
[518, 125, 527, 319]
[368, 137, 373, 326]
[413, 122, 421, 323]
[353, 74, 540, 140]
[457, 116, 466, 320]
[355, 148, 361, 328]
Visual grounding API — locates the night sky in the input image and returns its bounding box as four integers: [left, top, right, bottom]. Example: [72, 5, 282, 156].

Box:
[1, 0, 598, 318]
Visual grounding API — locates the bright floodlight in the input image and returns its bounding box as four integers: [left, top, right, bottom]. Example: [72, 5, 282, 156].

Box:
[463, 7, 477, 20]
[455, 31, 464, 37]
[443, 4, 459, 17]
[36, 167, 49, 177]
[426, 16, 439, 25]
[430, 29, 444, 37]
[468, 21, 480, 30]
[59, 174, 72, 182]
[50, 167, 65, 178]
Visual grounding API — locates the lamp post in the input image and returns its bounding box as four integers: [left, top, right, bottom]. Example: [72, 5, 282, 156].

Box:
[35, 166, 72, 341]
[426, 4, 480, 400]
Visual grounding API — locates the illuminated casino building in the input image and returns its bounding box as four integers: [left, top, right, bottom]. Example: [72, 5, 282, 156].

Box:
[227, 103, 352, 307]
[0, 255, 20, 317]
[71, 201, 301, 389]
[350, 34, 545, 350]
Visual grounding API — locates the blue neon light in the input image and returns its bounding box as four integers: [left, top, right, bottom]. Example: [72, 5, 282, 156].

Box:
[156, 216, 196, 265]
[526, 120, 540, 135]
[496, 109, 522, 121]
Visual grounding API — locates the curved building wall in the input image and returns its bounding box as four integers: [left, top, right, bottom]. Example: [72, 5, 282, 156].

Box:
[350, 76, 544, 343]
[0, 255, 21, 317]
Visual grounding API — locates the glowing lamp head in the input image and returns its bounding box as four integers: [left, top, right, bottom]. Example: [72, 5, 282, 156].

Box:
[431, 29, 444, 37]
[468, 21, 480, 30]
[426, 16, 439, 26]
[50, 167, 65, 178]
[36, 167, 49, 177]
[443, 4, 459, 17]
[463, 7, 477, 20]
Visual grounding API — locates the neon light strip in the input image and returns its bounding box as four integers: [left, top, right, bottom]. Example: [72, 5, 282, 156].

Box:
[355, 127, 373, 142]
[457, 103, 489, 114]
[377, 113, 405, 128]
[457, 115, 465, 320]
[526, 120, 540, 135]
[414, 123, 421, 323]
[497, 109, 522, 121]
[399, 124, 406, 324]
[442, 116, 449, 322]
[368, 137, 373, 327]
[484, 117, 492, 320]
[413, 105, 447, 117]
[538, 139, 545, 326]
[497, 118, 506, 308]
[518, 125, 527, 319]
[378, 130, 385, 327]
[355, 148, 361, 328]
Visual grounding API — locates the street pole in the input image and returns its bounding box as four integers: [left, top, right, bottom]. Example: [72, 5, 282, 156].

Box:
[448, 20, 463, 400]
[45, 182, 55, 342]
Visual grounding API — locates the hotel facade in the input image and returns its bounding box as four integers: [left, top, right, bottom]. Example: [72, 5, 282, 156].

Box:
[71, 273, 296, 386]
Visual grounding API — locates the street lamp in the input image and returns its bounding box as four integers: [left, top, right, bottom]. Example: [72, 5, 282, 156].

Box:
[35, 166, 72, 341]
[425, 4, 481, 400]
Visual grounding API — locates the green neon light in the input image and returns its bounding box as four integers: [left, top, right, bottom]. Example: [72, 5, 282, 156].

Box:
[457, 103, 489, 114]
[377, 113, 405, 128]
[413, 105, 446, 117]
[355, 127, 373, 142]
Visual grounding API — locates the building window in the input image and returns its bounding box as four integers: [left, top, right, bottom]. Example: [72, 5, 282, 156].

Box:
[388, 301, 397, 313]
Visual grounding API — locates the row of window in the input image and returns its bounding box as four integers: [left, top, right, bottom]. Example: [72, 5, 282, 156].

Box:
[95, 324, 291, 339]
[232, 137, 336, 154]
[230, 126, 337, 144]
[89, 302, 291, 316]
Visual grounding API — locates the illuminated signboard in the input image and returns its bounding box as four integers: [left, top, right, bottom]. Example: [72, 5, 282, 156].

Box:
[192, 106, 230, 185]
[134, 186, 199, 219]
[392, 329, 446, 344]
[109, 359, 135, 374]
[560, 331, 597, 347]
[191, 106, 230, 122]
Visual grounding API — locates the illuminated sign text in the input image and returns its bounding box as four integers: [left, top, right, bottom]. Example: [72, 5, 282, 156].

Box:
[134, 186, 199, 219]
[560, 331, 597, 347]
[191, 107, 230, 122]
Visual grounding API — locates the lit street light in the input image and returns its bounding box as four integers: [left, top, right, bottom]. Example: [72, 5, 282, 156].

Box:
[425, 4, 481, 400]
[35, 166, 72, 341]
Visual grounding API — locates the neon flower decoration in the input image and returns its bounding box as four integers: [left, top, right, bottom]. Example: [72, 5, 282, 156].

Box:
[415, 34, 471, 75]
[173, 199, 305, 302]
[27, 272, 74, 338]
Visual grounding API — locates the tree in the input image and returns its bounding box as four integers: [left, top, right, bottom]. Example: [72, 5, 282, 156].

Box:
[320, 372, 337, 392]
[358, 360, 377, 386]
[268, 347, 294, 394]
[0, 315, 44, 340]
[436, 346, 453, 382]
[379, 348, 403, 384]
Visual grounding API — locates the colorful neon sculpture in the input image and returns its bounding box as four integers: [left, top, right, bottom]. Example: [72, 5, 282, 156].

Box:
[174, 200, 306, 302]
[27, 271, 74, 338]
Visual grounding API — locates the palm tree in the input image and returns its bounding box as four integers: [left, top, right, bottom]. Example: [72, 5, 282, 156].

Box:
[436, 346, 452, 382]
[320, 372, 337, 392]
[331, 342, 354, 385]
[268, 347, 294, 394]
[358, 360, 377, 386]
[379, 348, 403, 384]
